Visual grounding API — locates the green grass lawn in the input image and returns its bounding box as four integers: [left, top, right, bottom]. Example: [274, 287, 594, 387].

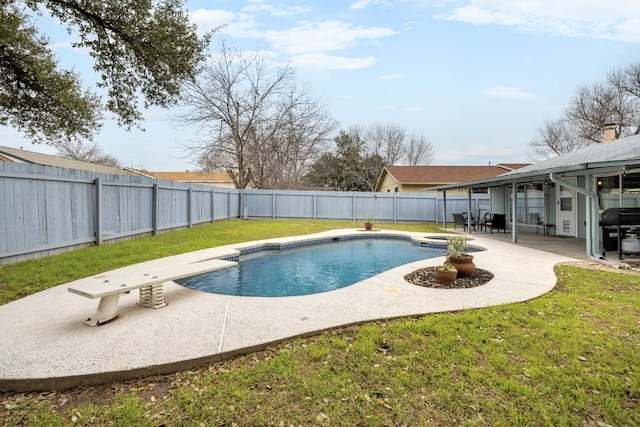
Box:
[1, 220, 639, 426]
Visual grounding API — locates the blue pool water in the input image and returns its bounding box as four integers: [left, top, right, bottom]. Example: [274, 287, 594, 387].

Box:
[176, 237, 445, 297]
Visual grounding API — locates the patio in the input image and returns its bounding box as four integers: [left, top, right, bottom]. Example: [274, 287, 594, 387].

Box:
[464, 228, 589, 260]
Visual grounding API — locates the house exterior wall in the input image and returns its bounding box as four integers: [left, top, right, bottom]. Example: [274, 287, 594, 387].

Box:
[489, 186, 510, 217]
[424, 185, 469, 194]
[387, 183, 469, 194]
[488, 179, 589, 238]
[377, 174, 400, 192]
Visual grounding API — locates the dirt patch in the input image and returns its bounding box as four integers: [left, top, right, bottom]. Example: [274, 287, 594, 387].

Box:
[559, 259, 640, 276]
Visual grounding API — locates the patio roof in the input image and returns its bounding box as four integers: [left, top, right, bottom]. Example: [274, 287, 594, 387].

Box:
[431, 133, 640, 191]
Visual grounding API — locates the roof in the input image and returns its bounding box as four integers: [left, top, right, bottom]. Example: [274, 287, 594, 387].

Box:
[433, 134, 640, 190]
[380, 164, 529, 185]
[495, 163, 531, 171]
[502, 134, 640, 176]
[146, 171, 233, 183]
[0, 145, 132, 175]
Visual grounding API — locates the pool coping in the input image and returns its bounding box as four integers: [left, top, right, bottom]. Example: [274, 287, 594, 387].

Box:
[0, 229, 577, 392]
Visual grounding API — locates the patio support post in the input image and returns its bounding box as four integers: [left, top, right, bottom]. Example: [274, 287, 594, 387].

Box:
[442, 191, 448, 229]
[511, 182, 518, 243]
[467, 188, 473, 232]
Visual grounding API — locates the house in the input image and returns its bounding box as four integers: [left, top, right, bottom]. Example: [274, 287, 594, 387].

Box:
[0, 145, 133, 175]
[375, 164, 529, 193]
[139, 171, 236, 189]
[433, 125, 640, 261]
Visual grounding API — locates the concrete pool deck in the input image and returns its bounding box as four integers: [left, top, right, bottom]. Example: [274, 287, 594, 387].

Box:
[0, 229, 578, 392]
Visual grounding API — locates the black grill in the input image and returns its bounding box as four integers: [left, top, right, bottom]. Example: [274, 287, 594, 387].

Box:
[599, 207, 640, 259]
[599, 207, 640, 226]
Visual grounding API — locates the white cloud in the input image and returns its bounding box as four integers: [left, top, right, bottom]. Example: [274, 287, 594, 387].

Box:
[437, 0, 640, 43]
[380, 74, 404, 80]
[290, 53, 377, 70]
[265, 20, 396, 55]
[189, 9, 261, 38]
[242, 0, 310, 16]
[350, 0, 393, 10]
[191, 10, 396, 71]
[485, 86, 536, 100]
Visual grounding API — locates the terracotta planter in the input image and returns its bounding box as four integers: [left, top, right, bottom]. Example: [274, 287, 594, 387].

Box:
[446, 254, 476, 277]
[364, 222, 373, 230]
[434, 267, 457, 284]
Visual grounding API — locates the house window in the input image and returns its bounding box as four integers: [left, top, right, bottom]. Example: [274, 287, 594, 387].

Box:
[394, 187, 399, 192]
[515, 183, 544, 224]
[598, 171, 640, 209]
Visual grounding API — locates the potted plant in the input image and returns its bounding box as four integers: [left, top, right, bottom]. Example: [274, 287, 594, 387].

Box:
[434, 264, 457, 284]
[445, 234, 476, 277]
[364, 216, 374, 230]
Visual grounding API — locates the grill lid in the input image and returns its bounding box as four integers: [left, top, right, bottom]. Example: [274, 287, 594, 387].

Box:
[600, 207, 640, 226]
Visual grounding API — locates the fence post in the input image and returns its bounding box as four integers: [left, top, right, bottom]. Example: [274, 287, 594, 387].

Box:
[352, 194, 356, 221]
[313, 193, 317, 219]
[272, 191, 276, 220]
[94, 177, 102, 245]
[152, 183, 159, 236]
[211, 188, 215, 223]
[187, 187, 193, 228]
[393, 192, 397, 224]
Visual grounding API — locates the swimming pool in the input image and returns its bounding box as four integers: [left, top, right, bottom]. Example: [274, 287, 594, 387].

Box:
[175, 237, 446, 297]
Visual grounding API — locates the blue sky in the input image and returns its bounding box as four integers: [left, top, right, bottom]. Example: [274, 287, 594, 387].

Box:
[3, 0, 640, 171]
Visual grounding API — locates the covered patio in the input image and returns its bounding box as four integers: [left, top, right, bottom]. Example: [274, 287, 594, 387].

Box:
[435, 130, 640, 263]
[467, 229, 588, 260]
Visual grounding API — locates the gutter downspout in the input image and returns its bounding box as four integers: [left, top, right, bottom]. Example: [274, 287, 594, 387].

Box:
[549, 172, 603, 259]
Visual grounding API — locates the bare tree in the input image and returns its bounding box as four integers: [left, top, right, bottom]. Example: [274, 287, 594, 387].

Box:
[363, 123, 405, 165]
[178, 42, 337, 189]
[405, 133, 434, 166]
[565, 81, 640, 143]
[360, 123, 433, 166]
[528, 120, 587, 161]
[55, 141, 121, 168]
[529, 62, 640, 159]
[607, 65, 640, 134]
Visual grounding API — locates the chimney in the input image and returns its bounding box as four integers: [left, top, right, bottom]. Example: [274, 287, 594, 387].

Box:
[603, 123, 617, 143]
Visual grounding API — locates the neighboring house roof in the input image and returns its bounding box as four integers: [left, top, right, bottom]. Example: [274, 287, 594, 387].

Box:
[495, 163, 531, 171]
[145, 171, 234, 185]
[0, 145, 131, 175]
[376, 164, 530, 190]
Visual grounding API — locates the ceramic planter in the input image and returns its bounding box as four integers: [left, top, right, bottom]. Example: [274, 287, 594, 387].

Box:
[434, 267, 457, 284]
[445, 254, 476, 277]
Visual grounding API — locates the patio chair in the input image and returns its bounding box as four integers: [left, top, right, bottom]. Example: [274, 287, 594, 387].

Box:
[488, 213, 506, 234]
[528, 213, 542, 225]
[477, 212, 491, 231]
[452, 213, 467, 231]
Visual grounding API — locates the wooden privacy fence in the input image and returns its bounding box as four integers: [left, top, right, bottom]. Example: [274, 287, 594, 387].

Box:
[0, 162, 488, 264]
[0, 162, 240, 264]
